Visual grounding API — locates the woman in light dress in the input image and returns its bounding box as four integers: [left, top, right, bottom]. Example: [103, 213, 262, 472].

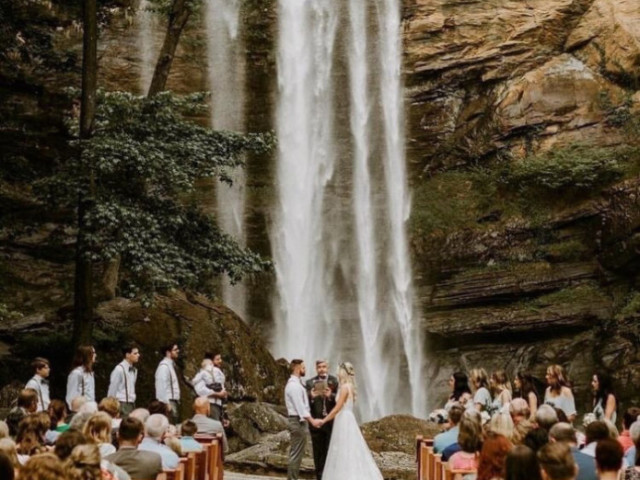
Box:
[319, 362, 383, 480]
[543, 365, 576, 423]
[468, 369, 492, 414]
[489, 370, 512, 415]
[591, 371, 617, 423]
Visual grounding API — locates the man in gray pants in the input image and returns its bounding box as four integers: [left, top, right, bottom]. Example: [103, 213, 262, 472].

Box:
[285, 359, 322, 480]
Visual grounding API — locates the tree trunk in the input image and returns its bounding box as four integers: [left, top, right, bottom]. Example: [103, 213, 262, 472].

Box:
[72, 0, 98, 348]
[147, 0, 191, 96]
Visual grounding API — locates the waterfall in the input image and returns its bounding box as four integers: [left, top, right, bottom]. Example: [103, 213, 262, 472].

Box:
[137, 0, 157, 94]
[205, 0, 247, 320]
[274, 0, 425, 419]
[376, 0, 426, 417]
[272, 0, 338, 365]
[348, 0, 387, 420]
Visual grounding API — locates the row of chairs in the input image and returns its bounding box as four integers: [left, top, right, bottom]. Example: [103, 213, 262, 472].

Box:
[417, 436, 476, 480]
[157, 433, 224, 480]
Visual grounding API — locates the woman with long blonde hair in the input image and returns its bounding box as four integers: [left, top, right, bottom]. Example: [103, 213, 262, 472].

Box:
[319, 362, 383, 480]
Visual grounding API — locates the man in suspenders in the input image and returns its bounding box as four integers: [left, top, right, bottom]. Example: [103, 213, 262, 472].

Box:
[155, 342, 181, 424]
[25, 357, 51, 412]
[108, 343, 140, 418]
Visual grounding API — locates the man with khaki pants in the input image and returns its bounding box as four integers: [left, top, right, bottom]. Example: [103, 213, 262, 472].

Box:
[285, 359, 321, 480]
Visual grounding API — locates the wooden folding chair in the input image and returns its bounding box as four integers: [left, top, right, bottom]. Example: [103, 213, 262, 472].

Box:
[207, 434, 223, 480]
[161, 462, 185, 480]
[183, 452, 196, 480]
[193, 449, 208, 480]
[434, 456, 444, 480]
[416, 436, 431, 480]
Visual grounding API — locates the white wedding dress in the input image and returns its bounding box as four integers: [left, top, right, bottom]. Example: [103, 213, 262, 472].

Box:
[322, 387, 384, 480]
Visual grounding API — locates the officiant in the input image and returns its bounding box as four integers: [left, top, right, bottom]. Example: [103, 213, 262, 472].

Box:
[305, 360, 339, 480]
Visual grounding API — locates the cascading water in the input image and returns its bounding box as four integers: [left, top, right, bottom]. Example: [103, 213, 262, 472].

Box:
[274, 0, 426, 419]
[137, 0, 157, 94]
[205, 0, 247, 320]
[347, 0, 387, 420]
[376, 0, 426, 417]
[272, 0, 338, 366]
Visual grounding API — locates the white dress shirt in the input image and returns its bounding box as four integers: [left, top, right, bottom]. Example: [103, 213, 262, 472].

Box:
[285, 375, 311, 420]
[107, 360, 137, 403]
[193, 367, 226, 406]
[66, 366, 95, 407]
[155, 358, 180, 403]
[25, 375, 50, 412]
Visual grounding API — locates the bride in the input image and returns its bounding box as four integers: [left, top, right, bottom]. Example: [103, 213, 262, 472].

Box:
[319, 362, 383, 480]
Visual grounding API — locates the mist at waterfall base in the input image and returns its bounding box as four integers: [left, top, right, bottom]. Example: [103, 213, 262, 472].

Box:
[272, 0, 426, 421]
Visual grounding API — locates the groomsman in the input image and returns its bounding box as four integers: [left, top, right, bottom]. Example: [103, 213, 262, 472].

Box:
[108, 343, 140, 418]
[305, 360, 338, 480]
[155, 342, 181, 424]
[285, 359, 321, 480]
[25, 357, 51, 412]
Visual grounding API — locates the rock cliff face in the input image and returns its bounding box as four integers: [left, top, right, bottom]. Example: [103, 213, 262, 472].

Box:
[404, 0, 640, 412]
[1, 0, 640, 419]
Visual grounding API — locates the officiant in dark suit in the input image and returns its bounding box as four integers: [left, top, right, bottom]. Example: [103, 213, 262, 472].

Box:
[305, 360, 339, 480]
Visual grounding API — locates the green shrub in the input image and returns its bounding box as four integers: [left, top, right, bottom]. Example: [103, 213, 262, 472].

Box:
[504, 144, 623, 191]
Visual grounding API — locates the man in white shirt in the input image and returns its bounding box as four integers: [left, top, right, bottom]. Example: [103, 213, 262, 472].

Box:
[155, 342, 181, 424]
[193, 353, 228, 422]
[25, 357, 51, 412]
[285, 359, 321, 480]
[107, 343, 140, 418]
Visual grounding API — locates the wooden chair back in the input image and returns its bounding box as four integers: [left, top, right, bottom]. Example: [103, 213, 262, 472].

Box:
[183, 452, 196, 480]
[160, 462, 185, 480]
[207, 433, 223, 480]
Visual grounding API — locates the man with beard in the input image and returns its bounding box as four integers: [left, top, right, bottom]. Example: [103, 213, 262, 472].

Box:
[306, 360, 338, 480]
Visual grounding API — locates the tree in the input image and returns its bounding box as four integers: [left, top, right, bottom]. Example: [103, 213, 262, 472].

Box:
[37, 91, 273, 308]
[147, 0, 198, 96]
[73, 0, 98, 346]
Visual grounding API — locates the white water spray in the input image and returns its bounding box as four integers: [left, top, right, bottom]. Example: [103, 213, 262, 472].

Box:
[137, 0, 157, 94]
[376, 0, 425, 417]
[273, 0, 338, 365]
[206, 0, 247, 319]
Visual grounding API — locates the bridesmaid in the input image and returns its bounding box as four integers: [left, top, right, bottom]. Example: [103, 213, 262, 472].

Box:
[543, 365, 576, 423]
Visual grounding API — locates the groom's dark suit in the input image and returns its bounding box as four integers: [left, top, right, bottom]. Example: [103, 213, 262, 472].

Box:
[305, 374, 339, 480]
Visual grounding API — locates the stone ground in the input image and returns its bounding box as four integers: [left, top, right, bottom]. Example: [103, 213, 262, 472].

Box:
[224, 472, 285, 480]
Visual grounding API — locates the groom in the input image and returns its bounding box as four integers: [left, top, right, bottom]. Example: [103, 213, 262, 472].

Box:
[285, 359, 322, 480]
[305, 360, 338, 480]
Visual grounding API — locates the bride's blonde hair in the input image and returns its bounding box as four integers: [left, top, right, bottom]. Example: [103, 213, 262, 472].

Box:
[338, 362, 357, 401]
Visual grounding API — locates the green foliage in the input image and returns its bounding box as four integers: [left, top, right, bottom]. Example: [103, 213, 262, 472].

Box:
[503, 144, 623, 191]
[36, 90, 274, 299]
[620, 292, 640, 317]
[0, 303, 23, 322]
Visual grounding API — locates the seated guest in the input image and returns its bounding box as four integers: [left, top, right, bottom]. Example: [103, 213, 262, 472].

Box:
[0, 421, 8, 439]
[6, 389, 38, 436]
[20, 453, 67, 480]
[448, 415, 483, 469]
[46, 399, 70, 444]
[148, 399, 172, 418]
[0, 450, 14, 480]
[477, 432, 512, 480]
[490, 411, 515, 442]
[443, 411, 483, 461]
[106, 417, 162, 480]
[620, 409, 640, 453]
[53, 430, 87, 461]
[128, 408, 150, 425]
[179, 420, 203, 453]
[83, 412, 116, 457]
[582, 422, 613, 458]
[0, 438, 20, 476]
[16, 415, 47, 463]
[524, 427, 549, 453]
[98, 397, 122, 431]
[138, 414, 179, 469]
[624, 421, 640, 480]
[549, 422, 596, 480]
[191, 396, 228, 452]
[506, 445, 543, 480]
[538, 442, 578, 480]
[536, 405, 560, 431]
[434, 403, 463, 453]
[67, 396, 87, 424]
[594, 439, 623, 480]
[511, 399, 534, 444]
